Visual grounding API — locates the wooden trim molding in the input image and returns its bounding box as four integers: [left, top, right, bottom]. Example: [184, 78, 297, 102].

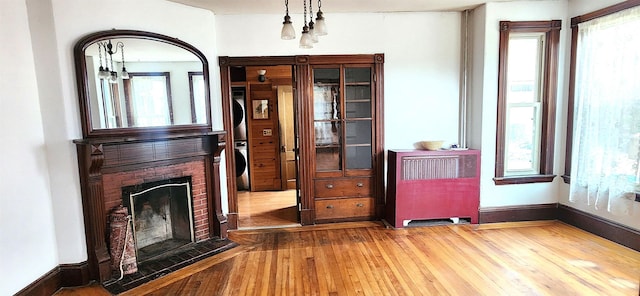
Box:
[495, 20, 561, 185]
[479, 203, 558, 223]
[15, 262, 90, 296]
[218, 54, 385, 226]
[493, 174, 556, 185]
[480, 203, 640, 253]
[571, 0, 640, 27]
[558, 204, 640, 252]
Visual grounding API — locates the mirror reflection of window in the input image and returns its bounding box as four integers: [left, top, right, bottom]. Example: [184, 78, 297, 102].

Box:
[123, 72, 174, 127]
[188, 72, 206, 124]
[99, 79, 123, 128]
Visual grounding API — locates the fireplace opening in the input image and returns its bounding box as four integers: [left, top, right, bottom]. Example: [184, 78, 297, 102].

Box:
[121, 176, 195, 263]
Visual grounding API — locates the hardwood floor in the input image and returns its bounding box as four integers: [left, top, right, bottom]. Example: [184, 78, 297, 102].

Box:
[56, 221, 640, 295]
[237, 189, 299, 229]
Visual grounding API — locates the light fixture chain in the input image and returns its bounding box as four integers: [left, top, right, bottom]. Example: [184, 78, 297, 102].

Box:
[303, 0, 308, 26]
[98, 42, 104, 67]
[285, 0, 289, 15]
[119, 42, 125, 63]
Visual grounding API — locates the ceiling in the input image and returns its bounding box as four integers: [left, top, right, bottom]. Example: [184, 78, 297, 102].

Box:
[168, 0, 538, 15]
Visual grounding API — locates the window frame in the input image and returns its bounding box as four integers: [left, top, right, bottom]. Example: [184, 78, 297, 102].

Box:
[494, 20, 561, 185]
[123, 72, 174, 127]
[563, 0, 640, 184]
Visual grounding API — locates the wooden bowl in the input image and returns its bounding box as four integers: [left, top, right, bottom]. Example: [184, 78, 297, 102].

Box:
[419, 141, 444, 150]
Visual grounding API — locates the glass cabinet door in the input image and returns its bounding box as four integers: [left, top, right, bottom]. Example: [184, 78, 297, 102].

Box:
[345, 67, 372, 170]
[313, 66, 373, 173]
[313, 68, 341, 172]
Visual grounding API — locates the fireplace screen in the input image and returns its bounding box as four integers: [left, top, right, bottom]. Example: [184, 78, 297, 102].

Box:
[122, 176, 195, 263]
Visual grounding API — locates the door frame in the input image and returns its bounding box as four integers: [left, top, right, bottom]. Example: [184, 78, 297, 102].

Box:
[218, 55, 385, 229]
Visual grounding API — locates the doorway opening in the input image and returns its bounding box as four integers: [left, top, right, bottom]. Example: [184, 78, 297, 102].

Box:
[229, 65, 300, 229]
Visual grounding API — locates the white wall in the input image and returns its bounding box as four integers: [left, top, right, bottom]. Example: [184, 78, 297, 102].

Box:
[216, 12, 463, 149]
[559, 0, 640, 230]
[470, 1, 569, 208]
[0, 1, 58, 294]
[1, 0, 219, 292]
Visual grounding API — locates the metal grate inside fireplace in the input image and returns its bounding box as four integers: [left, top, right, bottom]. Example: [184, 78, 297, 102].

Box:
[122, 176, 195, 263]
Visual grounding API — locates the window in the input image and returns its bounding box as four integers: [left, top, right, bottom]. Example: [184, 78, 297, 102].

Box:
[566, 2, 640, 212]
[188, 71, 207, 124]
[123, 72, 173, 127]
[494, 21, 561, 185]
[98, 79, 122, 128]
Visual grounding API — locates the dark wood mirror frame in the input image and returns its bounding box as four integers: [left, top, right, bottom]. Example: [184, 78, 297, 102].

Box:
[74, 29, 213, 138]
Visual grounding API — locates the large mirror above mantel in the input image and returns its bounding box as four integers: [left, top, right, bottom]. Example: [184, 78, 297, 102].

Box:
[74, 29, 213, 138]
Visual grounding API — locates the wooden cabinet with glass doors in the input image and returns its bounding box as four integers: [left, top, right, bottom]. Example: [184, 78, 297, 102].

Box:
[312, 65, 378, 222]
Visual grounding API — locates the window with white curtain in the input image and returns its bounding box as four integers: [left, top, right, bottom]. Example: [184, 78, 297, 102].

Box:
[567, 4, 640, 214]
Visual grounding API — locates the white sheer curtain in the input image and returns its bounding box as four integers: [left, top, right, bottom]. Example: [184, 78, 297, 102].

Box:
[569, 5, 640, 215]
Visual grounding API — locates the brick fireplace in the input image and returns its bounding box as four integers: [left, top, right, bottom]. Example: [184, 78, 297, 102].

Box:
[74, 132, 228, 283]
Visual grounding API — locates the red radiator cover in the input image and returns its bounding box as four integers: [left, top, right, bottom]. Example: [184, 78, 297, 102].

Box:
[385, 149, 480, 228]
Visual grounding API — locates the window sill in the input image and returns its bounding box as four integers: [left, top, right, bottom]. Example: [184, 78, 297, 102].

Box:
[561, 175, 570, 184]
[493, 174, 556, 185]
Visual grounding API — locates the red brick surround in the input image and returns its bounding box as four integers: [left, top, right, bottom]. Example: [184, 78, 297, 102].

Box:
[102, 160, 210, 241]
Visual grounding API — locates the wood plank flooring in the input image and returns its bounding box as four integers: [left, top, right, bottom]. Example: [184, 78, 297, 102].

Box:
[237, 189, 298, 229]
[57, 221, 640, 295]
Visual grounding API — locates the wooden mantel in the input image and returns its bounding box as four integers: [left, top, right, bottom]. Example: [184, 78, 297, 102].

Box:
[73, 131, 227, 282]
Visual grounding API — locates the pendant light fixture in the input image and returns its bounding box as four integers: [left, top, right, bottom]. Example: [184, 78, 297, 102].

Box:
[280, 0, 296, 40]
[308, 0, 318, 43]
[314, 0, 328, 36]
[280, 0, 327, 48]
[299, 0, 313, 49]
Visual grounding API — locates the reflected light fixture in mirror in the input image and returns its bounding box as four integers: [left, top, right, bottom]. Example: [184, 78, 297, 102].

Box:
[97, 40, 129, 84]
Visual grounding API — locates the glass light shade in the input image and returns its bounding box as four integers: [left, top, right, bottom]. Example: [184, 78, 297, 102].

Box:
[281, 15, 296, 40]
[309, 23, 318, 43]
[315, 12, 327, 36]
[98, 66, 110, 79]
[109, 72, 118, 84]
[299, 32, 313, 49]
[121, 67, 129, 79]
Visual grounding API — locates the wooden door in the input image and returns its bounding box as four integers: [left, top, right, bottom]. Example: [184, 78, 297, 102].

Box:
[247, 83, 282, 191]
[278, 85, 296, 190]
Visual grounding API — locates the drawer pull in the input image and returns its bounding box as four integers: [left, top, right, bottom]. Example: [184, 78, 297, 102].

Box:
[326, 205, 334, 209]
[356, 182, 364, 187]
[356, 203, 364, 207]
[325, 184, 334, 189]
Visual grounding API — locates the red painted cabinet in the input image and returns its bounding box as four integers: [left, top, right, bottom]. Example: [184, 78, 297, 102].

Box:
[385, 149, 480, 228]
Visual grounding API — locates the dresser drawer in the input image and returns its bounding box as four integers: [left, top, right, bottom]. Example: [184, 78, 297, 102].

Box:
[314, 178, 371, 198]
[315, 197, 374, 220]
